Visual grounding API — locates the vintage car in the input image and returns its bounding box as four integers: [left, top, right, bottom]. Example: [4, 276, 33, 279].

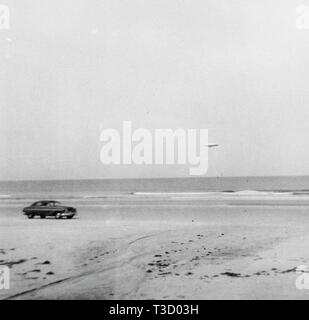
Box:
[23, 200, 77, 219]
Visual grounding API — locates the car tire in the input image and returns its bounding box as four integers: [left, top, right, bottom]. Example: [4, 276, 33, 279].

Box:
[27, 214, 34, 219]
[67, 215, 73, 219]
[55, 212, 62, 219]
[40, 215, 46, 219]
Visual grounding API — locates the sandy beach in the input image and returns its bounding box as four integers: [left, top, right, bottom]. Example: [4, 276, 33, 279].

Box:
[1, 192, 309, 300]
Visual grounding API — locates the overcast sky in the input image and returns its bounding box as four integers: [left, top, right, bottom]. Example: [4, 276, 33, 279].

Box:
[1, 0, 309, 180]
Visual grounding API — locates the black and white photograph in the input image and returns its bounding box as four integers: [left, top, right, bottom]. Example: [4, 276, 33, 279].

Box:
[1, 0, 309, 303]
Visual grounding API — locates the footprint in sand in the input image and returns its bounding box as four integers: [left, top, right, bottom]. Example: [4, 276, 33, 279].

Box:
[221, 272, 242, 277]
[158, 272, 171, 276]
[36, 260, 50, 265]
[29, 269, 41, 273]
[254, 271, 269, 276]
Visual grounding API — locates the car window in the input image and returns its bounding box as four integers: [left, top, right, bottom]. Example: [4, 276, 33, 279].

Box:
[32, 201, 59, 207]
[33, 202, 41, 206]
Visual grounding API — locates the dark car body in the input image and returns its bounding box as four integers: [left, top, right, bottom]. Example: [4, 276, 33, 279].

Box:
[23, 200, 77, 219]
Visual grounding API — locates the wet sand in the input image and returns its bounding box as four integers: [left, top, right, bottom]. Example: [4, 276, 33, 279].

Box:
[1, 192, 309, 299]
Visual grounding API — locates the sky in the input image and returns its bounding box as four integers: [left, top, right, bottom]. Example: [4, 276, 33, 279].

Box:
[1, 0, 309, 180]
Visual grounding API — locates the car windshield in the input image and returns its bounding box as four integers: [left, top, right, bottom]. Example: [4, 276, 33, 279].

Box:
[32, 202, 42, 206]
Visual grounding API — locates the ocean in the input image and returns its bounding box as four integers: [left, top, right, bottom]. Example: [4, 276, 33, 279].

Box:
[0, 176, 309, 200]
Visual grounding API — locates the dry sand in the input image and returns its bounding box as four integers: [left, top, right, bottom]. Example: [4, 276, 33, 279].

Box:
[1, 193, 309, 299]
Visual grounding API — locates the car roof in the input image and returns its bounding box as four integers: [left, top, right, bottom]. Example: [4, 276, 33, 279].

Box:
[33, 200, 60, 204]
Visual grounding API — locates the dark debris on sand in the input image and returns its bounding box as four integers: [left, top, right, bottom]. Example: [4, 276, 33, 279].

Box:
[0, 259, 27, 268]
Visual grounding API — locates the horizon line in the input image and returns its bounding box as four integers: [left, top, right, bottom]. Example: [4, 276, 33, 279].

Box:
[0, 174, 309, 183]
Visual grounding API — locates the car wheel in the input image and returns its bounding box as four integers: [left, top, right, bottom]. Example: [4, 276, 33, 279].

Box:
[55, 212, 62, 219]
[27, 214, 34, 219]
[67, 215, 73, 219]
[40, 215, 46, 219]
